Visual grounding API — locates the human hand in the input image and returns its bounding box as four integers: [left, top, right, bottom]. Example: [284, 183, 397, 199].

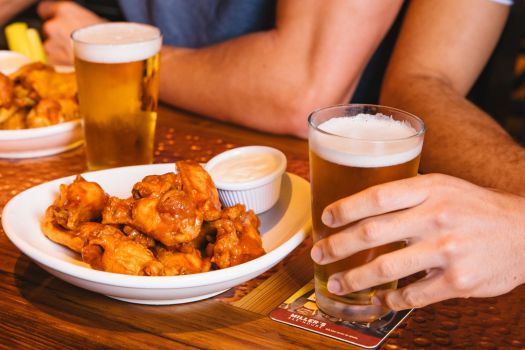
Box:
[310, 173, 525, 310]
[38, 1, 106, 66]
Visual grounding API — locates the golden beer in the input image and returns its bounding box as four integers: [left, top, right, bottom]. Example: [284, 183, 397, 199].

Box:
[308, 105, 425, 322]
[72, 23, 162, 170]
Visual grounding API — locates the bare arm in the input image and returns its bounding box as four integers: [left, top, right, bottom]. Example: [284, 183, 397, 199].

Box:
[380, 0, 525, 195]
[0, 0, 36, 26]
[160, 0, 403, 138]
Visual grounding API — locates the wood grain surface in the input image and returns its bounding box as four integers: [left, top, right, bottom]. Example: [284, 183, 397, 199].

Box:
[0, 106, 523, 350]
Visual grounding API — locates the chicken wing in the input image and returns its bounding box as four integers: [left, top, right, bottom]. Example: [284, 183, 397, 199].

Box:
[26, 98, 62, 127]
[81, 223, 164, 276]
[155, 244, 211, 275]
[122, 225, 156, 248]
[102, 196, 133, 225]
[208, 204, 265, 269]
[13, 62, 77, 100]
[1, 62, 81, 130]
[0, 108, 26, 129]
[52, 175, 108, 230]
[130, 189, 203, 246]
[176, 160, 221, 221]
[12, 82, 38, 108]
[9, 62, 51, 82]
[132, 172, 182, 199]
[40, 71, 76, 100]
[107, 170, 208, 247]
[207, 218, 240, 269]
[101, 197, 157, 248]
[56, 98, 80, 121]
[0, 72, 13, 108]
[41, 207, 94, 253]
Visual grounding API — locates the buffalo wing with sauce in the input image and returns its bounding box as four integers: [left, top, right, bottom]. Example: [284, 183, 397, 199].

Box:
[41, 161, 265, 276]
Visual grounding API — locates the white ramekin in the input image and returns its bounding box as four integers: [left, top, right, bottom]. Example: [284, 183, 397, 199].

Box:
[205, 146, 287, 214]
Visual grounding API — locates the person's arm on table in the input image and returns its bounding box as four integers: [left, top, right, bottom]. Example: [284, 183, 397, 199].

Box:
[311, 174, 525, 310]
[32, 0, 402, 138]
[380, 0, 525, 195]
[160, 0, 403, 138]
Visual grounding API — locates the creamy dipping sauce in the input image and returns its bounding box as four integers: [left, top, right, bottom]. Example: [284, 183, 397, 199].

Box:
[210, 152, 280, 183]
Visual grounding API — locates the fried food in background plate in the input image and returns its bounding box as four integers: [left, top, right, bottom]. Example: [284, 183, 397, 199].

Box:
[41, 161, 266, 276]
[0, 62, 79, 129]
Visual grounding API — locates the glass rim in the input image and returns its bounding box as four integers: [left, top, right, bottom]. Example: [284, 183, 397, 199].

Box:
[71, 22, 162, 45]
[308, 103, 426, 143]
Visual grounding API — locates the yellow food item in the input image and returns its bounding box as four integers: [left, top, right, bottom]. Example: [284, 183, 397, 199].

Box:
[26, 28, 48, 64]
[5, 23, 32, 59]
[5, 22, 47, 63]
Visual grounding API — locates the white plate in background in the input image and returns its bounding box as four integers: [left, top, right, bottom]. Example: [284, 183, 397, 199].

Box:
[0, 120, 83, 158]
[0, 50, 31, 75]
[2, 163, 311, 304]
[0, 51, 82, 158]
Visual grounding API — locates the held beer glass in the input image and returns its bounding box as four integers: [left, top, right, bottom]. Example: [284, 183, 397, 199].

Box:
[308, 104, 425, 323]
[72, 23, 162, 170]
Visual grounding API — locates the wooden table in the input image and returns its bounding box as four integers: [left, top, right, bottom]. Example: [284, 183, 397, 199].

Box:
[0, 106, 523, 350]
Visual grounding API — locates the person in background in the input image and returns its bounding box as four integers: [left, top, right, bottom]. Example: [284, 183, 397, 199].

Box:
[312, 0, 525, 312]
[34, 0, 403, 138]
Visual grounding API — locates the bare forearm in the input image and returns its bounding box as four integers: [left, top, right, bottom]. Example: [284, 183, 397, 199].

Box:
[159, 32, 359, 139]
[159, 0, 403, 138]
[0, 0, 36, 25]
[159, 32, 330, 138]
[379, 0, 523, 194]
[381, 76, 525, 195]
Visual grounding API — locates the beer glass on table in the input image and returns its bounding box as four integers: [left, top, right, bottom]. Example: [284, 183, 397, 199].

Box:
[308, 104, 425, 323]
[72, 23, 161, 170]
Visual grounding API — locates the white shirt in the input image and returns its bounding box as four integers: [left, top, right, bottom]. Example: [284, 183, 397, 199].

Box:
[489, 0, 513, 5]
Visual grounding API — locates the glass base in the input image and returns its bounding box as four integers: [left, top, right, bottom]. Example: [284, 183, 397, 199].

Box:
[315, 287, 391, 323]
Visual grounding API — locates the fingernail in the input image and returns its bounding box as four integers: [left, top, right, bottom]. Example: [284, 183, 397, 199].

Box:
[322, 209, 334, 226]
[371, 296, 382, 306]
[310, 246, 323, 263]
[327, 279, 341, 294]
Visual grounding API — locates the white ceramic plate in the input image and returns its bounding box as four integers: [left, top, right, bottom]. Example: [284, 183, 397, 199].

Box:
[0, 120, 83, 158]
[0, 53, 82, 159]
[2, 163, 311, 304]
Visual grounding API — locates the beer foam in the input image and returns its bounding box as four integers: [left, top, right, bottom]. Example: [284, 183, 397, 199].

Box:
[72, 23, 161, 64]
[310, 113, 423, 168]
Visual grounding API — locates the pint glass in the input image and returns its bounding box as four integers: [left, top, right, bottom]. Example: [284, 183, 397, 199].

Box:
[72, 23, 162, 170]
[308, 104, 425, 322]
